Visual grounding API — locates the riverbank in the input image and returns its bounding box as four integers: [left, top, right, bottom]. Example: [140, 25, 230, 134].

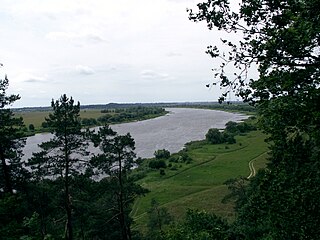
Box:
[15, 106, 168, 136]
[131, 128, 268, 233]
[22, 108, 247, 161]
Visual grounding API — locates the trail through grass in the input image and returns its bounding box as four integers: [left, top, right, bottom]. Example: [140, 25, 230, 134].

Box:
[131, 131, 268, 231]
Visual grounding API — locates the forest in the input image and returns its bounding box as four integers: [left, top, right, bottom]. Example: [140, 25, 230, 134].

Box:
[1, 0, 320, 239]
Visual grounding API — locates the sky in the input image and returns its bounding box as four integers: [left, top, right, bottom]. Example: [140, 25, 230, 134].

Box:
[0, 0, 249, 108]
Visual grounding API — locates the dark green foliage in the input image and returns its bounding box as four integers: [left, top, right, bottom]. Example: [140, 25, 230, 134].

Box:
[28, 123, 35, 131]
[0, 194, 29, 239]
[222, 132, 236, 144]
[206, 128, 223, 144]
[28, 94, 89, 240]
[145, 198, 173, 239]
[41, 121, 48, 128]
[225, 121, 256, 135]
[97, 106, 166, 125]
[97, 114, 111, 124]
[81, 117, 98, 126]
[190, 0, 320, 239]
[225, 121, 238, 134]
[91, 125, 147, 240]
[159, 169, 166, 176]
[178, 151, 193, 164]
[164, 209, 230, 240]
[154, 149, 171, 159]
[0, 76, 27, 194]
[205, 127, 237, 144]
[149, 159, 167, 169]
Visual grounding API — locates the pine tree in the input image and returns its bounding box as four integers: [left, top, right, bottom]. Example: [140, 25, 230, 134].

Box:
[28, 94, 89, 240]
[0, 75, 26, 194]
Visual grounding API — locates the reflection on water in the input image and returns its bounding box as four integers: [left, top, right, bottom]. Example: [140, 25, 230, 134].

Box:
[23, 108, 247, 160]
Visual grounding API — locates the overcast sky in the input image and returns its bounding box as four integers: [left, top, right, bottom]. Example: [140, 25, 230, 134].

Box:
[1, 0, 248, 108]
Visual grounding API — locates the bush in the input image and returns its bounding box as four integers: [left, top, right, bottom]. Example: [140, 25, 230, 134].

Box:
[225, 121, 238, 133]
[159, 169, 166, 176]
[41, 121, 49, 128]
[97, 114, 112, 124]
[81, 118, 98, 126]
[206, 128, 223, 144]
[179, 152, 193, 164]
[28, 124, 35, 131]
[222, 132, 236, 144]
[154, 149, 170, 159]
[169, 156, 178, 163]
[149, 159, 167, 169]
[170, 165, 178, 171]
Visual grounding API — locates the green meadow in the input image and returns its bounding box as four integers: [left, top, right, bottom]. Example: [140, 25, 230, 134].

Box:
[131, 130, 268, 231]
[14, 109, 106, 129]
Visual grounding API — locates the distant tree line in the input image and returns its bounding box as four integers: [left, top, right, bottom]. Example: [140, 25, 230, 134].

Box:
[182, 103, 256, 113]
[97, 107, 166, 125]
[40, 106, 166, 130]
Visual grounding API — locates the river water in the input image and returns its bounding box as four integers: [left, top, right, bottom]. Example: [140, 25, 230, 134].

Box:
[23, 108, 247, 160]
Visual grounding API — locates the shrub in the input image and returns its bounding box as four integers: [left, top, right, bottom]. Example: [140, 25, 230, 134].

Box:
[28, 124, 35, 131]
[154, 149, 171, 159]
[149, 159, 167, 169]
[179, 152, 193, 164]
[169, 156, 178, 163]
[222, 132, 236, 144]
[41, 121, 49, 128]
[206, 128, 223, 144]
[225, 121, 238, 133]
[160, 169, 166, 176]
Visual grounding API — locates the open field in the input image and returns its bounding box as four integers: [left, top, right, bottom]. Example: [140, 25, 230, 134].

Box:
[14, 109, 106, 129]
[131, 130, 268, 231]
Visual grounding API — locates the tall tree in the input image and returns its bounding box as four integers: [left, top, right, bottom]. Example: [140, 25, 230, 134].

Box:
[91, 125, 146, 240]
[28, 94, 89, 240]
[0, 75, 26, 194]
[189, 0, 320, 238]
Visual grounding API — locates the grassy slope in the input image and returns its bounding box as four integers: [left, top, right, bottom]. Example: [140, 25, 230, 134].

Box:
[131, 131, 268, 231]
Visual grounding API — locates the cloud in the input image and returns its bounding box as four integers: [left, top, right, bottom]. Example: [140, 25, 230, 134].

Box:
[46, 32, 106, 44]
[140, 70, 172, 81]
[75, 65, 95, 75]
[166, 51, 182, 57]
[14, 72, 48, 83]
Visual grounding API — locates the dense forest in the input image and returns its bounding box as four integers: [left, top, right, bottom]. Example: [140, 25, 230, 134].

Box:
[1, 0, 320, 239]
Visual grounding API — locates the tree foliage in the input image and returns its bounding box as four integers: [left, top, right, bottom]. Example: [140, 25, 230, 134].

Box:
[145, 198, 173, 240]
[0, 76, 27, 194]
[164, 209, 230, 240]
[28, 94, 89, 240]
[154, 149, 171, 160]
[189, 0, 320, 239]
[91, 125, 147, 240]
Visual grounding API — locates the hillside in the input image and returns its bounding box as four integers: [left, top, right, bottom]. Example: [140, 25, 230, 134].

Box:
[131, 130, 268, 232]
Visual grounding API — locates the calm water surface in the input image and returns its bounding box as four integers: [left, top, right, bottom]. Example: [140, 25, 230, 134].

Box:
[23, 108, 247, 160]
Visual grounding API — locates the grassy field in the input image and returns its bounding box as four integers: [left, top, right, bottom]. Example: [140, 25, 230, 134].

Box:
[131, 130, 268, 232]
[14, 109, 106, 129]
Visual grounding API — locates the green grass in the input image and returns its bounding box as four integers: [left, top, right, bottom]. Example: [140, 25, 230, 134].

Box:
[14, 109, 167, 132]
[131, 131, 268, 232]
[14, 109, 106, 129]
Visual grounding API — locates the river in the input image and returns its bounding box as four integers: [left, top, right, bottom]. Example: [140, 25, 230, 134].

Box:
[23, 108, 247, 160]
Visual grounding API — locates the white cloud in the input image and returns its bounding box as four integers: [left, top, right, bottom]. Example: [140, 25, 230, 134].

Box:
[166, 52, 183, 57]
[0, 0, 247, 107]
[75, 65, 95, 75]
[14, 72, 48, 83]
[46, 32, 106, 44]
[140, 70, 172, 81]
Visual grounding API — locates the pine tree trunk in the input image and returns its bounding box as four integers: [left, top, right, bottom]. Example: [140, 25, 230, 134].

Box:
[118, 152, 131, 240]
[64, 135, 73, 240]
[0, 149, 13, 194]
